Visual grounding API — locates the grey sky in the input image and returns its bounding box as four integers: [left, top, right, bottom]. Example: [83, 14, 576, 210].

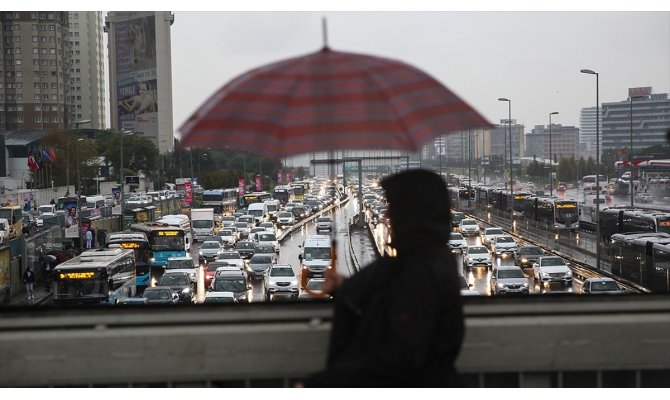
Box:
[170, 11, 669, 140]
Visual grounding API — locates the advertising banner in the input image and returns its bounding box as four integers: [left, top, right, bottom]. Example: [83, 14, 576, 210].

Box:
[255, 175, 262, 192]
[184, 182, 193, 204]
[277, 170, 282, 184]
[115, 12, 158, 139]
[63, 199, 79, 239]
[238, 178, 246, 196]
[0, 249, 9, 294]
[112, 187, 121, 206]
[287, 170, 293, 183]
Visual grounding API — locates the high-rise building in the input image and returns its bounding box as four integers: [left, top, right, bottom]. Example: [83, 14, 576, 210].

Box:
[580, 106, 601, 160]
[489, 120, 524, 168]
[67, 11, 106, 129]
[0, 12, 71, 132]
[602, 87, 670, 154]
[106, 11, 174, 155]
[525, 124, 579, 162]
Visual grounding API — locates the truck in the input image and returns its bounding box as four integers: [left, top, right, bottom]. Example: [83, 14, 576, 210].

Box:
[190, 208, 214, 242]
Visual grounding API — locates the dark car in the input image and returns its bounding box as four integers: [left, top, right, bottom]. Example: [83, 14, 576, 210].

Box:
[22, 213, 37, 235]
[515, 246, 544, 269]
[451, 212, 465, 229]
[247, 254, 274, 280]
[156, 271, 194, 303]
[235, 240, 256, 259]
[142, 286, 179, 305]
[291, 206, 308, 221]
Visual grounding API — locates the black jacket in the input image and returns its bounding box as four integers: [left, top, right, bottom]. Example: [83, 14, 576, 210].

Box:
[304, 169, 464, 387]
[23, 269, 36, 284]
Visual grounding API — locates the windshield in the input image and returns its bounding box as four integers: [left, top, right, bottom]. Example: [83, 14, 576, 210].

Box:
[234, 222, 248, 229]
[166, 259, 194, 269]
[519, 247, 543, 255]
[251, 255, 273, 264]
[219, 230, 233, 236]
[159, 274, 189, 286]
[192, 220, 213, 229]
[266, 205, 278, 212]
[150, 235, 184, 251]
[222, 217, 235, 222]
[258, 234, 276, 241]
[204, 295, 234, 303]
[213, 279, 246, 292]
[248, 210, 263, 217]
[317, 218, 330, 222]
[449, 233, 464, 240]
[462, 220, 476, 225]
[498, 269, 526, 279]
[239, 217, 254, 224]
[304, 247, 331, 260]
[496, 237, 514, 243]
[279, 212, 292, 218]
[542, 257, 566, 266]
[144, 289, 171, 300]
[207, 263, 227, 272]
[218, 253, 240, 260]
[487, 229, 503, 235]
[469, 247, 488, 254]
[591, 281, 620, 291]
[201, 242, 219, 249]
[270, 267, 295, 277]
[306, 279, 325, 290]
[236, 242, 254, 249]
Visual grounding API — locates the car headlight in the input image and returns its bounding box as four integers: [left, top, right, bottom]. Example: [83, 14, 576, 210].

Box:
[497, 283, 505, 288]
[290, 279, 298, 286]
[268, 280, 276, 286]
[239, 294, 247, 300]
[522, 282, 529, 287]
[150, 257, 156, 263]
[198, 251, 203, 256]
[521, 258, 528, 263]
[182, 287, 190, 294]
[541, 272, 549, 277]
[566, 270, 572, 276]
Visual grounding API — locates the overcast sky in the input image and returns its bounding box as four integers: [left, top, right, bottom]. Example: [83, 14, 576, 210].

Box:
[169, 10, 669, 141]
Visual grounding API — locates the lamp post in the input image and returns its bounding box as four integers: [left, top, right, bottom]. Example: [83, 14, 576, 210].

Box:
[549, 112, 559, 197]
[629, 95, 645, 207]
[581, 68, 601, 270]
[67, 119, 91, 196]
[120, 130, 133, 213]
[498, 98, 514, 219]
[158, 139, 167, 190]
[76, 138, 83, 196]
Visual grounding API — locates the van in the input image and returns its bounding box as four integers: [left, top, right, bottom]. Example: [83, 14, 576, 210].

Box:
[247, 202, 268, 224]
[263, 200, 281, 221]
[37, 204, 56, 215]
[299, 234, 332, 279]
[85, 196, 105, 209]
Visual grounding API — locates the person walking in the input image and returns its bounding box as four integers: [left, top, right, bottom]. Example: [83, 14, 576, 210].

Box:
[301, 169, 464, 388]
[23, 266, 36, 301]
[97, 229, 107, 250]
[85, 229, 93, 249]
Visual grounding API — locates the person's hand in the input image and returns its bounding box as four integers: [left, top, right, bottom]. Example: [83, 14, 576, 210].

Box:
[321, 267, 344, 294]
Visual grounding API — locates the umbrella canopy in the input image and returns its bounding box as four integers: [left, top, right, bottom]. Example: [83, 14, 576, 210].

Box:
[179, 47, 490, 158]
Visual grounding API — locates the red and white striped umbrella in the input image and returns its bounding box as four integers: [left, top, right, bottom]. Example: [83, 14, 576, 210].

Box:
[179, 47, 490, 157]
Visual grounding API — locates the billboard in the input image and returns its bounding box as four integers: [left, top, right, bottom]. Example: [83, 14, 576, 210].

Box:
[63, 199, 79, 239]
[115, 12, 158, 138]
[629, 87, 652, 98]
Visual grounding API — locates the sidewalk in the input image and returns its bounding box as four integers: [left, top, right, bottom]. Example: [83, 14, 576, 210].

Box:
[9, 284, 52, 306]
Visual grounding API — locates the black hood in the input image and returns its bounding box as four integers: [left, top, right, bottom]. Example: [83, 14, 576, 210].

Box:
[381, 169, 452, 254]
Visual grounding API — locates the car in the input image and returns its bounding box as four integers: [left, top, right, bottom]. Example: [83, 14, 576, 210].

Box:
[490, 265, 529, 295]
[234, 240, 256, 259]
[22, 213, 37, 235]
[233, 221, 251, 239]
[581, 277, 623, 294]
[491, 235, 518, 258]
[221, 215, 236, 227]
[277, 211, 295, 227]
[447, 232, 466, 253]
[316, 216, 333, 232]
[462, 245, 492, 272]
[635, 192, 655, 204]
[35, 212, 57, 228]
[557, 182, 568, 191]
[210, 269, 249, 302]
[481, 227, 505, 248]
[215, 251, 245, 272]
[165, 256, 197, 283]
[298, 278, 332, 301]
[265, 264, 299, 300]
[515, 246, 544, 269]
[217, 228, 237, 247]
[204, 261, 230, 288]
[291, 206, 308, 221]
[248, 227, 267, 242]
[457, 274, 480, 296]
[119, 297, 150, 305]
[156, 271, 194, 303]
[532, 256, 572, 285]
[247, 254, 274, 281]
[459, 218, 480, 236]
[256, 232, 279, 254]
[258, 221, 276, 235]
[237, 215, 255, 229]
[451, 212, 465, 229]
[142, 286, 179, 305]
[201, 235, 225, 247]
[198, 240, 222, 263]
[203, 291, 238, 304]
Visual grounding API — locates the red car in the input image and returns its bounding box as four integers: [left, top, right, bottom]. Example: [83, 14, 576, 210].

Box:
[204, 261, 229, 289]
[557, 182, 567, 191]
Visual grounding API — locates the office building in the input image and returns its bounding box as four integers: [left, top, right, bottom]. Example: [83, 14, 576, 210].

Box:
[525, 124, 579, 161]
[580, 106, 600, 160]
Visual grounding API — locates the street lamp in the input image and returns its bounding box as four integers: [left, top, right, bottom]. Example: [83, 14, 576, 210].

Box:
[549, 111, 559, 197]
[67, 119, 91, 196]
[120, 130, 134, 212]
[76, 138, 83, 196]
[580, 68, 601, 271]
[629, 95, 645, 207]
[498, 98, 514, 219]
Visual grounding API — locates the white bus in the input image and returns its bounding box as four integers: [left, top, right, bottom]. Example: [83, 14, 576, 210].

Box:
[582, 175, 608, 194]
[158, 215, 192, 251]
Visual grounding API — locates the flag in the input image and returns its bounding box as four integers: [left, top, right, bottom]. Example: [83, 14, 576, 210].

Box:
[41, 149, 52, 162]
[27, 155, 39, 172]
[49, 147, 56, 161]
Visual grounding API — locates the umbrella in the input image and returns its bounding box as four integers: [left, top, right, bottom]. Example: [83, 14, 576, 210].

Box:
[179, 46, 490, 157]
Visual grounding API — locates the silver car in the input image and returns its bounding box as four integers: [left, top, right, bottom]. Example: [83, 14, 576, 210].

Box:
[533, 256, 572, 285]
[463, 245, 492, 272]
[198, 240, 222, 262]
[491, 235, 518, 258]
[316, 216, 332, 232]
[459, 218, 480, 236]
[265, 264, 299, 300]
[490, 266, 529, 295]
[448, 232, 466, 253]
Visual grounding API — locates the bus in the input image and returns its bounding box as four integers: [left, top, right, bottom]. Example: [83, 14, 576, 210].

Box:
[52, 248, 137, 305]
[582, 175, 608, 194]
[448, 187, 475, 210]
[522, 197, 579, 230]
[202, 189, 237, 215]
[0, 206, 22, 240]
[129, 222, 187, 277]
[241, 192, 272, 208]
[157, 215, 192, 251]
[106, 231, 151, 293]
[609, 232, 670, 293]
[291, 183, 307, 201]
[273, 185, 296, 205]
[598, 208, 670, 242]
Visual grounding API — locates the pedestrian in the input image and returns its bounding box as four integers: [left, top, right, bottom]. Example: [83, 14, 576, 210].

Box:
[85, 229, 93, 249]
[22, 266, 36, 301]
[90, 228, 96, 248]
[301, 169, 464, 388]
[50, 198, 56, 205]
[97, 229, 107, 250]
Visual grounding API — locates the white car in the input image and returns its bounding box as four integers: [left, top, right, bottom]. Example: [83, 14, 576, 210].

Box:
[447, 232, 466, 253]
[481, 227, 505, 248]
[259, 221, 276, 235]
[217, 228, 237, 247]
[581, 277, 623, 294]
[215, 251, 246, 272]
[459, 218, 480, 236]
[491, 235, 518, 258]
[532, 256, 572, 285]
[315, 216, 333, 232]
[462, 245, 492, 272]
[490, 266, 529, 295]
[458, 275, 480, 296]
[277, 211, 295, 227]
[265, 264, 299, 300]
[248, 227, 267, 242]
[203, 291, 237, 304]
[256, 232, 279, 254]
[165, 256, 197, 283]
[35, 212, 56, 228]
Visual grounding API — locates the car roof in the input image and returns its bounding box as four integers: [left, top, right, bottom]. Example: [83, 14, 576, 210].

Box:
[485, 227, 504, 232]
[494, 265, 523, 271]
[167, 256, 193, 261]
[205, 291, 235, 298]
[162, 270, 190, 276]
[584, 277, 616, 283]
[272, 264, 293, 269]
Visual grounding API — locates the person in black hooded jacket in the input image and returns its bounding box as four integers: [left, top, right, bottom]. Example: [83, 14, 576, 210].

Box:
[302, 169, 464, 387]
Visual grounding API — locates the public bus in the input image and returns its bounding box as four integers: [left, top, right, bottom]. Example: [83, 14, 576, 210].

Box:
[157, 215, 192, 251]
[609, 232, 670, 293]
[106, 232, 151, 293]
[202, 189, 237, 215]
[582, 175, 608, 194]
[52, 248, 137, 305]
[0, 206, 22, 240]
[448, 187, 475, 210]
[598, 208, 670, 242]
[522, 197, 580, 230]
[129, 222, 187, 279]
[290, 183, 307, 201]
[273, 185, 296, 205]
[491, 189, 532, 215]
[241, 192, 272, 208]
